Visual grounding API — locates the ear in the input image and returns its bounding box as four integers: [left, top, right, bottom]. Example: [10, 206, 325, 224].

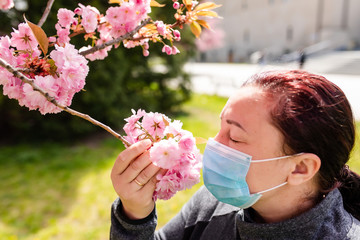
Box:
[287, 153, 321, 186]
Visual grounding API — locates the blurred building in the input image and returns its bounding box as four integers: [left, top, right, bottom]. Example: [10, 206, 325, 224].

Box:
[200, 0, 360, 62]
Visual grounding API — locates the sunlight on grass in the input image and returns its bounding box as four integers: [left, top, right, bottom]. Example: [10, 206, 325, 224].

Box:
[0, 94, 226, 239]
[0, 94, 359, 239]
[348, 122, 360, 173]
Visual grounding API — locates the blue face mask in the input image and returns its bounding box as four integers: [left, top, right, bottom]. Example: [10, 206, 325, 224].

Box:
[203, 138, 297, 209]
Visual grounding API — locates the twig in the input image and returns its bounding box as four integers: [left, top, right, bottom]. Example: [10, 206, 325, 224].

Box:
[79, 18, 151, 56]
[0, 57, 131, 147]
[38, 0, 55, 27]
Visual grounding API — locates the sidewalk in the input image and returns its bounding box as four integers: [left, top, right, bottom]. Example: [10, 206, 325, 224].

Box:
[185, 51, 360, 120]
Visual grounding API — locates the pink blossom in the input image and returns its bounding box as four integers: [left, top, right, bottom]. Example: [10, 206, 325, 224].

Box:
[162, 45, 172, 55]
[195, 19, 225, 52]
[149, 139, 181, 169]
[123, 109, 146, 141]
[124, 19, 138, 33]
[171, 46, 180, 55]
[55, 23, 70, 46]
[164, 120, 183, 139]
[0, 0, 14, 10]
[155, 21, 167, 36]
[141, 112, 167, 139]
[105, 7, 123, 29]
[48, 36, 57, 43]
[134, 0, 151, 14]
[50, 44, 87, 71]
[22, 75, 61, 114]
[50, 44, 89, 92]
[15, 49, 41, 67]
[0, 68, 13, 86]
[0, 36, 16, 69]
[173, 30, 181, 41]
[97, 23, 112, 41]
[80, 39, 111, 61]
[109, 26, 127, 39]
[2, 77, 23, 100]
[143, 49, 149, 57]
[143, 42, 149, 50]
[81, 7, 98, 33]
[10, 23, 38, 51]
[180, 167, 201, 189]
[74, 7, 82, 15]
[60, 67, 86, 92]
[57, 8, 76, 28]
[173, 2, 180, 9]
[122, 109, 203, 201]
[178, 133, 196, 152]
[154, 169, 182, 200]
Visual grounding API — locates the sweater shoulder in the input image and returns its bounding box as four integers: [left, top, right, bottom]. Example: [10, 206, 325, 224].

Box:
[347, 216, 360, 239]
[184, 186, 241, 226]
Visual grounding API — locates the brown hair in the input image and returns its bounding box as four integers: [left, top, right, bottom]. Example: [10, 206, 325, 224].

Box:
[244, 70, 360, 220]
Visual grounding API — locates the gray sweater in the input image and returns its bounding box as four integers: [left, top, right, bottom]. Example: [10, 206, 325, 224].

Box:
[110, 186, 360, 239]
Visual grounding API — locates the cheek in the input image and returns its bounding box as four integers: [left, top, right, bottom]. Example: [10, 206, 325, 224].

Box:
[246, 163, 274, 193]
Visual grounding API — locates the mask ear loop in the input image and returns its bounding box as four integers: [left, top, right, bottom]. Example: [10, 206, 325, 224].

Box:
[251, 152, 304, 163]
[256, 182, 287, 194]
[251, 153, 304, 194]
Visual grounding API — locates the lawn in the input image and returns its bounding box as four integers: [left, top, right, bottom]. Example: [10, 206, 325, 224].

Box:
[0, 94, 359, 239]
[0, 94, 227, 239]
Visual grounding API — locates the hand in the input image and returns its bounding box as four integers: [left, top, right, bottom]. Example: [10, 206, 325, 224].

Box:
[111, 139, 162, 220]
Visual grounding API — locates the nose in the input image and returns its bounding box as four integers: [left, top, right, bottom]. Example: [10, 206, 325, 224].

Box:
[213, 132, 226, 145]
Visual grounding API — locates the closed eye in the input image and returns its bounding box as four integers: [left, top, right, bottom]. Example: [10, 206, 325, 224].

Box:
[230, 137, 241, 143]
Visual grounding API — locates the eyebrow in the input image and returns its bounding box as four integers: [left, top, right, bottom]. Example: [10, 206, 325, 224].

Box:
[226, 119, 247, 132]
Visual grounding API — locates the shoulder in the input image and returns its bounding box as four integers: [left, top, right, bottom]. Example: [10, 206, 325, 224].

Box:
[347, 216, 360, 239]
[183, 186, 241, 225]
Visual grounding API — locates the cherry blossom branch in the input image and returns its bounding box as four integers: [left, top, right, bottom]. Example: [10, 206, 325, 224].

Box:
[37, 0, 55, 27]
[0, 57, 131, 147]
[79, 18, 151, 56]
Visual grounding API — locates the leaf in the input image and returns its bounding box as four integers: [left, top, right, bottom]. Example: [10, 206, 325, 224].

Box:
[150, 0, 165, 7]
[195, 137, 208, 145]
[190, 21, 202, 38]
[24, 15, 48, 55]
[182, 0, 192, 6]
[47, 59, 58, 77]
[194, 2, 222, 11]
[196, 10, 219, 18]
[182, 0, 193, 10]
[162, 116, 170, 127]
[196, 19, 211, 30]
[108, 0, 121, 4]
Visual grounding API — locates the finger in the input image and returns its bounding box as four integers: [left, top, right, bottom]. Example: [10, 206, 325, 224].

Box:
[133, 163, 161, 187]
[113, 139, 152, 175]
[121, 151, 155, 183]
[138, 174, 158, 196]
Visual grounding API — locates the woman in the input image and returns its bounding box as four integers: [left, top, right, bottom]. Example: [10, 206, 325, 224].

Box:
[110, 70, 360, 239]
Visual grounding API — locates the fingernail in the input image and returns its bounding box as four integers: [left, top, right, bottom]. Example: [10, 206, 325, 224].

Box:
[143, 139, 152, 148]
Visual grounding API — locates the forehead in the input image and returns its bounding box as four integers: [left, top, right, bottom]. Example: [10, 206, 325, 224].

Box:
[221, 87, 278, 134]
[222, 87, 271, 117]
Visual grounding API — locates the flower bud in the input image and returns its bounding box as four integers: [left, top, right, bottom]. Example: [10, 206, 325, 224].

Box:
[173, 2, 180, 9]
[143, 49, 149, 57]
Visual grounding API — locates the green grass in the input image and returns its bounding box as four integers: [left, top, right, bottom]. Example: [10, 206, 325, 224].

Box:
[0, 94, 359, 239]
[0, 94, 227, 239]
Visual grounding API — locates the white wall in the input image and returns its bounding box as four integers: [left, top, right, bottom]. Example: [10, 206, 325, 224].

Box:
[201, 0, 360, 62]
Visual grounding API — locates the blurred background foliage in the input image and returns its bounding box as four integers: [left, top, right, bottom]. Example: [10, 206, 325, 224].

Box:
[0, 0, 196, 143]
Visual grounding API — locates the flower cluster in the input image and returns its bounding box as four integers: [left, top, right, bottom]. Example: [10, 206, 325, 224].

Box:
[0, 23, 89, 114]
[56, 2, 152, 60]
[123, 109, 202, 200]
[0, 0, 14, 10]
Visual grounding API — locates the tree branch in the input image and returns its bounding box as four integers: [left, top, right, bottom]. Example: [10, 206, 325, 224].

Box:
[38, 0, 55, 27]
[0, 57, 131, 147]
[79, 18, 151, 56]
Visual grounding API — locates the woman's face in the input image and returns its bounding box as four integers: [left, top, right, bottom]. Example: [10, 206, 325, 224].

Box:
[214, 86, 291, 196]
